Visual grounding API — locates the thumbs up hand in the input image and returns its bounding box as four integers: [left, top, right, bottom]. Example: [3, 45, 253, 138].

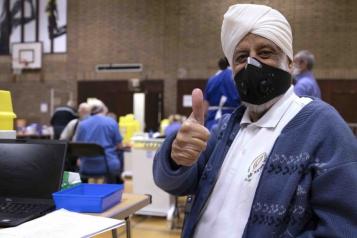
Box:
[171, 89, 210, 166]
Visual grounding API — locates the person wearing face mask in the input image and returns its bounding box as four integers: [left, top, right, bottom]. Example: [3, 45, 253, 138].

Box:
[153, 4, 357, 238]
[293, 50, 321, 98]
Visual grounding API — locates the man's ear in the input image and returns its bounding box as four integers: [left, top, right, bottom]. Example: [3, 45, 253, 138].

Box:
[288, 57, 293, 74]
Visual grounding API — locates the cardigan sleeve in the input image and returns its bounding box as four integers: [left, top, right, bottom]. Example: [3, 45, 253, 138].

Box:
[152, 115, 227, 196]
[296, 104, 357, 237]
[296, 162, 357, 238]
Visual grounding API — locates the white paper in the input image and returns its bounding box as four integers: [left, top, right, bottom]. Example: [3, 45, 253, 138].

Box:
[0, 209, 124, 238]
[40, 103, 48, 113]
[183, 95, 192, 107]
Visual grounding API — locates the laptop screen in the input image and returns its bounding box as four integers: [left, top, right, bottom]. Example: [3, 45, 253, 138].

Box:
[0, 139, 67, 199]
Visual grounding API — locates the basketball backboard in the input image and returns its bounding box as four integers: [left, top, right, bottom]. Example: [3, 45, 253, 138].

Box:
[12, 42, 43, 70]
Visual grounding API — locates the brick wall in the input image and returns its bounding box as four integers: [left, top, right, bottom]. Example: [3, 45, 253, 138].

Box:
[0, 0, 356, 124]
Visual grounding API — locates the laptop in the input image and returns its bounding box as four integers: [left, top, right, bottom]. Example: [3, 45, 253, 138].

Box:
[0, 139, 67, 227]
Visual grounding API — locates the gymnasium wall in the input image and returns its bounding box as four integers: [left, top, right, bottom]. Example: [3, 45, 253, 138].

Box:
[0, 0, 356, 123]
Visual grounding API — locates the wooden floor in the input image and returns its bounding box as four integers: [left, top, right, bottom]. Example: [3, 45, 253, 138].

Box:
[94, 179, 181, 238]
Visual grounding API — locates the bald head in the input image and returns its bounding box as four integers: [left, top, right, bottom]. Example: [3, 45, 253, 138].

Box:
[78, 103, 91, 118]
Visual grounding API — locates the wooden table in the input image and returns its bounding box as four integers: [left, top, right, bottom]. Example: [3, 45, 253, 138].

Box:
[88, 193, 151, 238]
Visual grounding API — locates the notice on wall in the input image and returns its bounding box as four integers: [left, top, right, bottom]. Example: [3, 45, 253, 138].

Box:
[40, 103, 48, 113]
[183, 95, 192, 108]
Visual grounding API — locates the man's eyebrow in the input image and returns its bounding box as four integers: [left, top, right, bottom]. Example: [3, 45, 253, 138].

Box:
[235, 49, 248, 54]
[234, 47, 249, 57]
[256, 43, 281, 52]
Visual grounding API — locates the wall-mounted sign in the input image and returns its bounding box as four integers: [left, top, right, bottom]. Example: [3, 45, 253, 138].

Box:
[183, 95, 192, 108]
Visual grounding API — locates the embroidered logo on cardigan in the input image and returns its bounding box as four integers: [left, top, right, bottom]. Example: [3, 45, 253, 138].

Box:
[245, 152, 267, 182]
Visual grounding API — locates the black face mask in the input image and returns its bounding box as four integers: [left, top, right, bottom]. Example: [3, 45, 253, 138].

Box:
[234, 57, 292, 105]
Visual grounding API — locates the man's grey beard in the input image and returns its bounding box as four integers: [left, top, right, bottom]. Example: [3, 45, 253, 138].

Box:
[242, 95, 282, 116]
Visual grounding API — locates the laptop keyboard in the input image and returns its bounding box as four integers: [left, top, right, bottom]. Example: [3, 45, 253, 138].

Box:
[0, 202, 49, 215]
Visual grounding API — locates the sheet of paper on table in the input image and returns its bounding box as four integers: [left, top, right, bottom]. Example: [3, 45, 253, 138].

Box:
[0, 209, 125, 238]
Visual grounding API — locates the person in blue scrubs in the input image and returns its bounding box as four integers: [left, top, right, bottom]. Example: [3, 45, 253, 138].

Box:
[75, 101, 124, 183]
[204, 57, 240, 130]
[293, 50, 321, 98]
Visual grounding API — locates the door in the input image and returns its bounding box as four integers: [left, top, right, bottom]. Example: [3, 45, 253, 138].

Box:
[77, 80, 133, 119]
[77, 79, 164, 132]
[177, 79, 206, 117]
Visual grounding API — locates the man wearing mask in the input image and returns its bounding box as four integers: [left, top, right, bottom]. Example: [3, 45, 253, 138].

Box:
[293, 50, 321, 98]
[153, 4, 357, 238]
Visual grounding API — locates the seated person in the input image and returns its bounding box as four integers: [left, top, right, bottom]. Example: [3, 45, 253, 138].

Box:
[60, 102, 91, 172]
[50, 100, 78, 139]
[60, 102, 91, 141]
[75, 100, 124, 183]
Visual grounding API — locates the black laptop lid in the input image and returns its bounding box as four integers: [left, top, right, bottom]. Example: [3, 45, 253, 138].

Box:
[0, 139, 67, 199]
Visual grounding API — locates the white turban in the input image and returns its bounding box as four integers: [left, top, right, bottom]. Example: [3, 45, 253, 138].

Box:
[221, 4, 293, 67]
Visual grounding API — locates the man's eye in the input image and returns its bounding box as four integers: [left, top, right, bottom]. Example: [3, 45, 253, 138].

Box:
[259, 50, 273, 58]
[234, 55, 247, 64]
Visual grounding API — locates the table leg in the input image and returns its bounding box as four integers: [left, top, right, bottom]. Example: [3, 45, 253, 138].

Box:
[125, 216, 131, 238]
[111, 228, 118, 238]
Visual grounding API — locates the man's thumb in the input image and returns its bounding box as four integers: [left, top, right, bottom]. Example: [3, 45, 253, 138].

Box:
[190, 88, 205, 125]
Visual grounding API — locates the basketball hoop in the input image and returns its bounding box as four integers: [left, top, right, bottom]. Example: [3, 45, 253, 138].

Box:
[20, 60, 30, 68]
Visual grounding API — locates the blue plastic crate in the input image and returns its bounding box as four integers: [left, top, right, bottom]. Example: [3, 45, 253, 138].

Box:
[52, 183, 124, 213]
